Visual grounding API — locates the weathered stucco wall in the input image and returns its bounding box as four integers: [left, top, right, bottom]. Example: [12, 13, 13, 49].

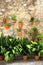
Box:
[0, 0, 43, 37]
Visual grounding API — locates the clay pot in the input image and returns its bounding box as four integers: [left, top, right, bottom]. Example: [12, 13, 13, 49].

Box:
[0, 54, 4, 61]
[22, 56, 28, 61]
[31, 22, 37, 26]
[32, 37, 35, 41]
[34, 31, 38, 35]
[24, 29, 27, 34]
[12, 20, 16, 23]
[18, 32, 22, 36]
[3, 19, 6, 23]
[34, 55, 40, 60]
[5, 26, 10, 29]
[18, 22, 23, 28]
[32, 22, 36, 26]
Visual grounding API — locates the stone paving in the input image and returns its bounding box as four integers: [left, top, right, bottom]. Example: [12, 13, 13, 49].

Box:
[0, 60, 43, 65]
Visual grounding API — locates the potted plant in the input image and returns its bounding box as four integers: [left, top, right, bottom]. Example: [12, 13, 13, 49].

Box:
[31, 41, 40, 60]
[32, 27, 38, 35]
[36, 32, 43, 42]
[18, 19, 23, 28]
[17, 28, 22, 37]
[28, 29, 32, 38]
[5, 23, 11, 29]
[3, 16, 7, 23]
[11, 15, 16, 23]
[28, 27, 38, 41]
[34, 41, 43, 60]
[3, 36, 15, 62]
[32, 27, 38, 41]
[30, 17, 40, 26]
[23, 29, 27, 34]
[22, 47, 28, 61]
[30, 17, 35, 25]
[0, 36, 16, 62]
[35, 19, 40, 25]
[0, 33, 5, 61]
[21, 38, 31, 61]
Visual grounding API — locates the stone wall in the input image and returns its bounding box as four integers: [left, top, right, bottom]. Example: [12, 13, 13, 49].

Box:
[0, 0, 43, 37]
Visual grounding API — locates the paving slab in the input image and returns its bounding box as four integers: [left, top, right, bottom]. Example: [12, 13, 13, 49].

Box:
[0, 60, 43, 65]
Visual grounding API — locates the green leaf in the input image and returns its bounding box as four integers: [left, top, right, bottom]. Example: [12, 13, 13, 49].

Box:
[12, 49, 15, 54]
[31, 41, 37, 44]
[26, 45, 31, 49]
[32, 48, 36, 52]
[4, 54, 10, 62]
[1, 46, 6, 53]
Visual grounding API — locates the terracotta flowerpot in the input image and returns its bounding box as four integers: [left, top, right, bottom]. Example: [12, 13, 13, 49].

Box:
[35, 22, 39, 25]
[18, 22, 23, 28]
[12, 20, 16, 23]
[30, 22, 33, 25]
[3, 19, 6, 23]
[32, 22, 36, 26]
[5, 26, 10, 29]
[0, 55, 4, 61]
[34, 31, 38, 35]
[22, 56, 28, 61]
[24, 29, 27, 34]
[32, 37, 35, 41]
[34, 55, 40, 60]
[18, 32, 22, 36]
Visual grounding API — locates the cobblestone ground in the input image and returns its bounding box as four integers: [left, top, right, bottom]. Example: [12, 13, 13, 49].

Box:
[0, 60, 43, 65]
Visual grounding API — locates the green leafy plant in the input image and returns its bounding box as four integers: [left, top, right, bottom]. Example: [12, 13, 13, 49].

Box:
[32, 27, 38, 32]
[37, 41, 43, 57]
[3, 36, 15, 62]
[30, 17, 35, 22]
[5, 23, 11, 26]
[0, 32, 43, 61]
[11, 15, 16, 20]
[21, 38, 32, 56]
[28, 27, 38, 41]
[3, 17, 7, 21]
[31, 41, 43, 57]
[3, 17, 7, 23]
[13, 44, 23, 56]
[17, 28, 21, 32]
[35, 19, 40, 22]
[31, 41, 39, 55]
[0, 36, 14, 62]
[36, 33, 43, 41]
[30, 17, 40, 23]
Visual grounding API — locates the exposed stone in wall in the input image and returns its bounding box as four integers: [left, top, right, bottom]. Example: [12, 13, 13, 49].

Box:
[0, 0, 43, 37]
